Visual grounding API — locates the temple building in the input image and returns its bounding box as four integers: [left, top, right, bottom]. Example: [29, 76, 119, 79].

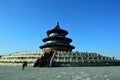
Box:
[34, 22, 76, 67]
[40, 21, 75, 53]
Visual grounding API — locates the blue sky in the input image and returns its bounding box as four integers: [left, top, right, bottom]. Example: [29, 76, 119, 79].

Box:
[0, 0, 120, 57]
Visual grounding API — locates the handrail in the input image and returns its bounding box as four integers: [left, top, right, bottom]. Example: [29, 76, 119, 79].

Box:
[49, 52, 56, 67]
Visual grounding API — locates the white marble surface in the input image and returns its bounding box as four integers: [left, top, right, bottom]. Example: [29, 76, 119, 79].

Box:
[0, 66, 120, 80]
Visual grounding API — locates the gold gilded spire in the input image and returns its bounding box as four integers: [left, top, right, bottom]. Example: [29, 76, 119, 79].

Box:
[56, 21, 59, 26]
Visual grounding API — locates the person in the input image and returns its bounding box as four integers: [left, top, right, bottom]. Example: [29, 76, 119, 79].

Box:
[22, 61, 27, 70]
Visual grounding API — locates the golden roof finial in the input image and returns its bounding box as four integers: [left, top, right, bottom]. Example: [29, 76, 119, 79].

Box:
[56, 21, 59, 26]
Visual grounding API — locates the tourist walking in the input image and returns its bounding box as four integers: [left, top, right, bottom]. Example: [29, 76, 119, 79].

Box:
[22, 61, 27, 70]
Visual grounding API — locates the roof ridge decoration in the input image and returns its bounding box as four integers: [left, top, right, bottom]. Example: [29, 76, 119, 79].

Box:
[54, 21, 61, 30]
[56, 21, 59, 26]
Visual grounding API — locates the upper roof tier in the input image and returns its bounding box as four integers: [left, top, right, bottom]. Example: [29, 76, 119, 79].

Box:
[47, 22, 68, 35]
[42, 37, 72, 43]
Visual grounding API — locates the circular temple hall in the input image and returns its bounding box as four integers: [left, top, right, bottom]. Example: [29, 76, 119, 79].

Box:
[40, 21, 75, 53]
